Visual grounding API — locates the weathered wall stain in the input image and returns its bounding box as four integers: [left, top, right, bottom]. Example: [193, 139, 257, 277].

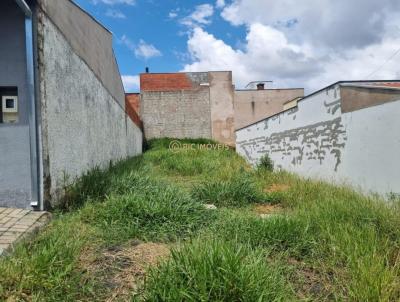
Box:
[236, 83, 400, 196]
[324, 100, 341, 115]
[238, 117, 347, 171]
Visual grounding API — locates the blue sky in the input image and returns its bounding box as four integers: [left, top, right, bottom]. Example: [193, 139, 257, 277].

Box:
[74, 0, 246, 92]
[74, 0, 400, 93]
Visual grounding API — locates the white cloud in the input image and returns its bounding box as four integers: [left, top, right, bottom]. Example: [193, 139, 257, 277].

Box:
[169, 12, 178, 19]
[105, 9, 126, 19]
[120, 35, 135, 51]
[134, 40, 162, 60]
[92, 0, 135, 5]
[181, 4, 214, 28]
[119, 36, 162, 60]
[216, 0, 225, 9]
[122, 75, 140, 92]
[182, 0, 400, 92]
[182, 25, 400, 92]
[221, 0, 400, 51]
[183, 25, 321, 90]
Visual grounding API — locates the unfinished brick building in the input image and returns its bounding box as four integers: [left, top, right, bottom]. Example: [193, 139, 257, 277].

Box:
[140, 71, 236, 146]
[133, 71, 304, 146]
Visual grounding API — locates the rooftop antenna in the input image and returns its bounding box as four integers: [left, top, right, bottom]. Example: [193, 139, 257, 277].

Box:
[245, 80, 273, 89]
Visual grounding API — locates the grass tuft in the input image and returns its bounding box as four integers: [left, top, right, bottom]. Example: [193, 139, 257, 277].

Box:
[191, 172, 274, 207]
[138, 238, 293, 301]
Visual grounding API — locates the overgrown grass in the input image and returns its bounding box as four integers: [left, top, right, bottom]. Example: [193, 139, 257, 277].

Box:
[138, 238, 293, 302]
[81, 174, 215, 243]
[1, 138, 399, 301]
[0, 214, 101, 301]
[192, 172, 274, 207]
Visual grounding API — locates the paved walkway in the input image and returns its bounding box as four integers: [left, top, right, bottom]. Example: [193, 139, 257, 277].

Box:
[0, 208, 50, 256]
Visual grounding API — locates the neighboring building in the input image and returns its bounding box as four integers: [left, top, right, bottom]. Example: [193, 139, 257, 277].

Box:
[140, 71, 236, 146]
[125, 93, 142, 129]
[234, 86, 304, 129]
[236, 81, 400, 196]
[283, 97, 303, 111]
[0, 0, 142, 210]
[136, 72, 303, 146]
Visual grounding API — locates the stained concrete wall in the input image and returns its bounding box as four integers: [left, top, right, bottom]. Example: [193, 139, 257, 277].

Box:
[236, 83, 400, 196]
[234, 88, 304, 130]
[37, 9, 142, 206]
[37, 0, 125, 107]
[0, 0, 34, 208]
[209, 72, 236, 146]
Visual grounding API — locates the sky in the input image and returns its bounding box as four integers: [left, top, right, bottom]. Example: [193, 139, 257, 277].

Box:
[74, 0, 400, 93]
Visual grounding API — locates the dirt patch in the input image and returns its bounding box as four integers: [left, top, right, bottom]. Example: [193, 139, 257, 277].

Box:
[264, 183, 290, 193]
[80, 241, 170, 301]
[288, 258, 337, 301]
[254, 203, 284, 215]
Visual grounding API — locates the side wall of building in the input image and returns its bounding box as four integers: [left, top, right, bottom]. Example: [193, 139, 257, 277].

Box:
[236, 84, 400, 196]
[141, 73, 212, 139]
[234, 88, 304, 130]
[209, 72, 236, 146]
[37, 0, 125, 107]
[37, 4, 142, 206]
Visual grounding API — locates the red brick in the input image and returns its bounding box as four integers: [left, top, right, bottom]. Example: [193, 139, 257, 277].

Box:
[140, 73, 194, 91]
[125, 93, 142, 129]
[126, 93, 141, 115]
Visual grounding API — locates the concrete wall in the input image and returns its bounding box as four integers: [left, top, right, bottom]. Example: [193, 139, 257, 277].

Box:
[37, 7, 142, 206]
[209, 71, 236, 146]
[0, 0, 34, 208]
[236, 83, 400, 196]
[141, 72, 212, 139]
[37, 0, 125, 107]
[234, 89, 304, 130]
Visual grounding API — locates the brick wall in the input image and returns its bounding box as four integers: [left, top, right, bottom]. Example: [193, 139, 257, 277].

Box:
[125, 93, 142, 129]
[141, 88, 212, 139]
[126, 93, 141, 114]
[141, 73, 194, 91]
[140, 72, 235, 145]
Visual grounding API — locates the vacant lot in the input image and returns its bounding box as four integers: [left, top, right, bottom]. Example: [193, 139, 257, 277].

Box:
[1, 138, 399, 301]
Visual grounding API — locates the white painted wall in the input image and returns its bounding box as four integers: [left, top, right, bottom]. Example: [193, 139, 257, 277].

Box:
[236, 84, 400, 196]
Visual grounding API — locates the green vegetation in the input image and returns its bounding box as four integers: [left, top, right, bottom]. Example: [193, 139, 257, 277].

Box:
[258, 153, 274, 172]
[1, 138, 399, 301]
[140, 238, 292, 302]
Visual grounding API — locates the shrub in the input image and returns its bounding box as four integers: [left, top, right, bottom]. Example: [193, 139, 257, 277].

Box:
[258, 154, 274, 172]
[139, 239, 292, 301]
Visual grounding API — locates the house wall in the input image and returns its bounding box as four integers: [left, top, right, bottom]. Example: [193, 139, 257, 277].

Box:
[37, 5, 142, 207]
[234, 88, 304, 130]
[0, 0, 34, 208]
[126, 93, 141, 115]
[209, 71, 236, 146]
[141, 72, 212, 139]
[140, 72, 236, 145]
[236, 84, 400, 196]
[125, 93, 142, 129]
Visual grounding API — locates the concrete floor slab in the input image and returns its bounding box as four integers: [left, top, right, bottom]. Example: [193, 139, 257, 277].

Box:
[0, 208, 51, 256]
